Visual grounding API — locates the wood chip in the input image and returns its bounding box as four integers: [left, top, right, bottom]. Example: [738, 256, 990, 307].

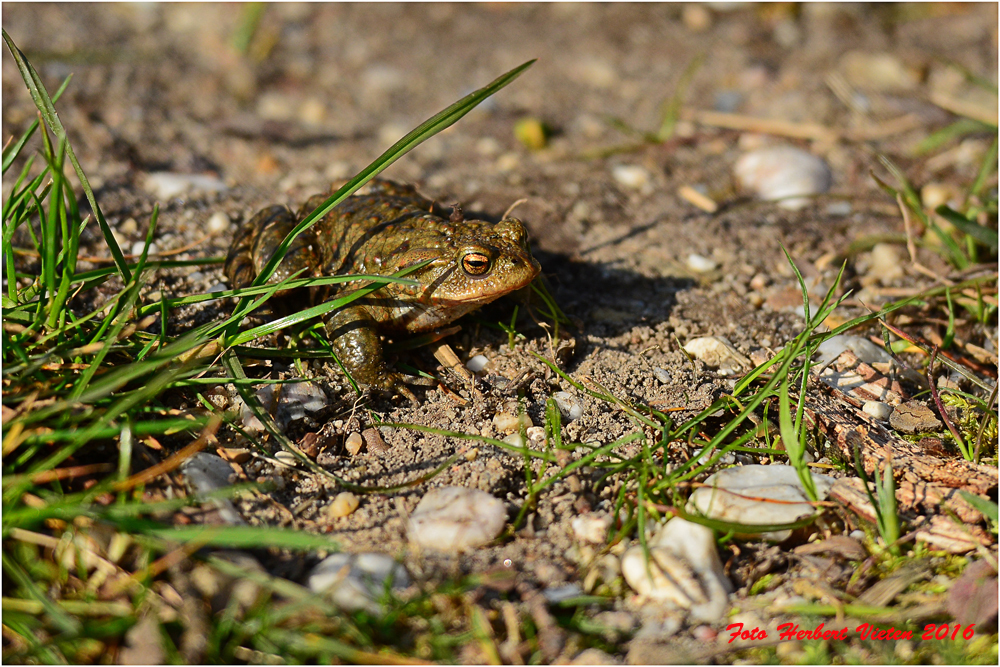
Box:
[677, 185, 718, 213]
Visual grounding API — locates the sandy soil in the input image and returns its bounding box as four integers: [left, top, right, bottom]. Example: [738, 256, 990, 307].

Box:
[3, 3, 997, 662]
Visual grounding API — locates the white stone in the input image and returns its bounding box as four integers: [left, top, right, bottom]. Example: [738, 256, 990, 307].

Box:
[407, 487, 507, 552]
[621, 518, 732, 622]
[612, 164, 651, 190]
[734, 146, 831, 210]
[867, 243, 904, 285]
[493, 411, 532, 434]
[815, 334, 893, 366]
[686, 253, 718, 273]
[683, 336, 751, 375]
[572, 514, 612, 544]
[687, 465, 835, 541]
[863, 401, 893, 421]
[308, 552, 410, 615]
[552, 391, 584, 421]
[131, 241, 158, 256]
[465, 354, 489, 373]
[180, 453, 245, 526]
[207, 211, 231, 233]
[144, 172, 227, 200]
[276, 381, 328, 428]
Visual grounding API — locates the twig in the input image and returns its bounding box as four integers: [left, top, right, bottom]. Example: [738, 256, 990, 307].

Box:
[927, 347, 970, 459]
[895, 193, 955, 285]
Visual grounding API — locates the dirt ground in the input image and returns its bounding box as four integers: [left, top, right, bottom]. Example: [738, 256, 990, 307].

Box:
[3, 3, 998, 663]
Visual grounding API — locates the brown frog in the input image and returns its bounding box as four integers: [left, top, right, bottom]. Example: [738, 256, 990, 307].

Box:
[225, 180, 540, 395]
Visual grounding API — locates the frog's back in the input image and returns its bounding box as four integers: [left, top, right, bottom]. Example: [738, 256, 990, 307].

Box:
[309, 180, 472, 278]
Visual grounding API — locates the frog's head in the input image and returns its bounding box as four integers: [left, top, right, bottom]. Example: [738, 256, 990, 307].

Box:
[386, 217, 541, 330]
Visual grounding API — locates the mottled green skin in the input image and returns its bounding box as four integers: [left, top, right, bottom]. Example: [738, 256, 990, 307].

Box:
[225, 180, 540, 392]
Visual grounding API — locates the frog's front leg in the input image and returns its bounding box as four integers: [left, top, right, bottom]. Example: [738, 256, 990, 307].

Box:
[325, 304, 416, 401]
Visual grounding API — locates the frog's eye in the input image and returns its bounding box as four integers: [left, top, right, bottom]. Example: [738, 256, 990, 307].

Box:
[461, 252, 491, 276]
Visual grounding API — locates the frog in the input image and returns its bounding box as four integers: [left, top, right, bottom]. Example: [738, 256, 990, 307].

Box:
[224, 180, 541, 397]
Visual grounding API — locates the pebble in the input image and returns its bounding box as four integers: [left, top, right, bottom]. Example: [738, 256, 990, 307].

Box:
[526, 426, 546, 444]
[272, 450, 298, 469]
[179, 453, 245, 526]
[865, 243, 904, 285]
[683, 336, 751, 375]
[144, 172, 227, 200]
[652, 368, 672, 384]
[328, 492, 360, 518]
[552, 391, 584, 421]
[825, 201, 852, 217]
[276, 382, 328, 428]
[493, 411, 533, 434]
[611, 164, 651, 191]
[307, 552, 410, 615]
[815, 334, 892, 366]
[465, 354, 489, 373]
[542, 583, 583, 604]
[621, 518, 732, 622]
[570, 648, 618, 665]
[407, 486, 507, 552]
[571, 513, 612, 544]
[863, 401, 893, 421]
[889, 401, 943, 434]
[345, 432, 364, 456]
[131, 241, 158, 256]
[686, 253, 718, 273]
[514, 117, 549, 151]
[207, 211, 231, 234]
[687, 465, 835, 541]
[734, 145, 831, 210]
[921, 183, 958, 210]
[840, 51, 919, 91]
[119, 217, 138, 235]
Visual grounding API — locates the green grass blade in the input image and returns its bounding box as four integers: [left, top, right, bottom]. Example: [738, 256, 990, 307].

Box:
[2, 74, 72, 174]
[2, 29, 131, 283]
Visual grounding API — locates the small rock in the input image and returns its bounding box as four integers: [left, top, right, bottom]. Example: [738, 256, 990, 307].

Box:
[552, 391, 584, 421]
[144, 172, 227, 200]
[276, 382, 328, 428]
[825, 201, 852, 216]
[407, 486, 507, 552]
[526, 426, 546, 444]
[681, 4, 713, 32]
[131, 241, 158, 256]
[866, 243, 904, 285]
[514, 117, 550, 151]
[815, 335, 893, 366]
[272, 450, 297, 469]
[612, 164, 651, 191]
[465, 354, 489, 373]
[570, 648, 619, 665]
[345, 432, 364, 456]
[890, 401, 943, 434]
[840, 51, 920, 91]
[308, 552, 410, 615]
[179, 453, 244, 526]
[542, 583, 583, 604]
[207, 211, 231, 233]
[621, 518, 732, 622]
[863, 401, 893, 421]
[652, 368, 671, 384]
[493, 411, 533, 434]
[572, 514, 612, 544]
[119, 217, 138, 235]
[687, 464, 835, 541]
[683, 336, 751, 375]
[922, 183, 959, 210]
[734, 145, 831, 210]
[686, 253, 718, 273]
[328, 492, 360, 519]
